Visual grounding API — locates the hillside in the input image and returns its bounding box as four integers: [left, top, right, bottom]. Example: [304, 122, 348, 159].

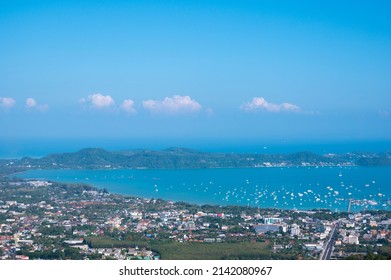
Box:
[7, 147, 390, 170]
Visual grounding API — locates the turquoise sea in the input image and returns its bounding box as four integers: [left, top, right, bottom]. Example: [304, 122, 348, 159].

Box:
[18, 166, 391, 212]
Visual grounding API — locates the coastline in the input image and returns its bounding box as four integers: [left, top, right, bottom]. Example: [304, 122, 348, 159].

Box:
[15, 166, 391, 212]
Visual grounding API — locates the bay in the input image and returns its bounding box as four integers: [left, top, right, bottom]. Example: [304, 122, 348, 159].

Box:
[18, 166, 391, 212]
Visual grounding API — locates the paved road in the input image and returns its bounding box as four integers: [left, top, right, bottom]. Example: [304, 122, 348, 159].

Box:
[320, 223, 338, 260]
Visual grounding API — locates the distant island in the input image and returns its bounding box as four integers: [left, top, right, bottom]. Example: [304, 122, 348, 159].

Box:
[1, 147, 391, 175]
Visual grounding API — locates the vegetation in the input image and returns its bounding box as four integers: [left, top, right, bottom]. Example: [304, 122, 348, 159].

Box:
[3, 147, 390, 171]
[345, 252, 391, 260]
[1, 169, 390, 260]
[152, 241, 272, 260]
[85, 236, 149, 249]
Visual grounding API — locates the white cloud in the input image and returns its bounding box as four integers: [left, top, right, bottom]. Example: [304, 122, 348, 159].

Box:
[142, 95, 202, 114]
[121, 99, 136, 114]
[26, 98, 37, 108]
[241, 97, 300, 113]
[25, 98, 48, 111]
[0, 97, 16, 109]
[80, 93, 115, 109]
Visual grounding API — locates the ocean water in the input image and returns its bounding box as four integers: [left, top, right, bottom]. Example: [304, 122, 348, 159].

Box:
[18, 166, 391, 212]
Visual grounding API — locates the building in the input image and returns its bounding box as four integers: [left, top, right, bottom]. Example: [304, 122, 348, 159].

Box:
[304, 242, 323, 251]
[264, 217, 281, 225]
[290, 224, 301, 237]
[347, 235, 359, 245]
[255, 225, 280, 235]
[185, 221, 196, 230]
[369, 220, 377, 227]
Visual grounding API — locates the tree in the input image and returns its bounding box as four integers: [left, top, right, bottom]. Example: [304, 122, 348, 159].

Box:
[64, 247, 83, 259]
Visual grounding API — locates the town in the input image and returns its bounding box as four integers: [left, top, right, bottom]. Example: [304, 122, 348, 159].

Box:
[0, 178, 390, 260]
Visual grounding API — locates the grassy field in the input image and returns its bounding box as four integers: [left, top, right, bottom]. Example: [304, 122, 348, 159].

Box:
[85, 236, 281, 259]
[86, 236, 150, 249]
[153, 242, 272, 260]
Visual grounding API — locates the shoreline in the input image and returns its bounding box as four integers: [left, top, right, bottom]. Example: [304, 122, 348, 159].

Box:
[13, 167, 391, 213]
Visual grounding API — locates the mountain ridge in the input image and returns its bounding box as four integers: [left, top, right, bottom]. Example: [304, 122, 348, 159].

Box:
[9, 147, 391, 169]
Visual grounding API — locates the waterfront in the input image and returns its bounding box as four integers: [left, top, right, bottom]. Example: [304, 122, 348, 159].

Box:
[18, 166, 391, 212]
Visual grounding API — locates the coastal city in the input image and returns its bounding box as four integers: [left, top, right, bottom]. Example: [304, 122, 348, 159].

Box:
[1, 2, 390, 280]
[0, 177, 390, 260]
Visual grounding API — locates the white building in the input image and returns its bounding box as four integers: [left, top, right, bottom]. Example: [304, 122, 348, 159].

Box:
[290, 224, 301, 237]
[347, 235, 359, 245]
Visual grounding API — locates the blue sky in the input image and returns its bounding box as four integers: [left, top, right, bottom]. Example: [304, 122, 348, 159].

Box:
[1, 0, 391, 154]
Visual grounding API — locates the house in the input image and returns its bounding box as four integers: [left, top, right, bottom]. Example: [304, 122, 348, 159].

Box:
[346, 235, 359, 244]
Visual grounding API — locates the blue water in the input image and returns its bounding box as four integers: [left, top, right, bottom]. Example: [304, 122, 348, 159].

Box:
[18, 166, 391, 212]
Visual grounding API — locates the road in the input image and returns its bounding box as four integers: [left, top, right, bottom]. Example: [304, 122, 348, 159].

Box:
[320, 222, 339, 260]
